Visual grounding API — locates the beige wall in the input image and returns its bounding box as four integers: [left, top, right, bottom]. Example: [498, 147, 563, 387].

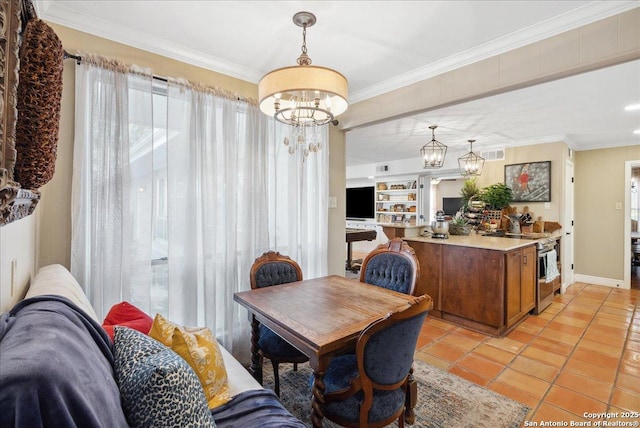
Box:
[475, 142, 570, 223]
[0, 214, 37, 312]
[575, 146, 640, 281]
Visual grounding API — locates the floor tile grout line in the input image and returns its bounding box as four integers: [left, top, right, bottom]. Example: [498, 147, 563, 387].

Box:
[605, 288, 640, 411]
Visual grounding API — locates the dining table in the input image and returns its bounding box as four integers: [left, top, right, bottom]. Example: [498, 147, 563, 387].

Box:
[234, 275, 427, 427]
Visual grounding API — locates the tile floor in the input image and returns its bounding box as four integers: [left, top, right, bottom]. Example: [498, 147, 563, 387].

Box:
[415, 282, 640, 425]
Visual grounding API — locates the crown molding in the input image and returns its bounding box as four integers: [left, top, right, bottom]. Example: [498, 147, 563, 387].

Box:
[39, 3, 263, 83]
[39, 1, 637, 101]
[349, 2, 640, 103]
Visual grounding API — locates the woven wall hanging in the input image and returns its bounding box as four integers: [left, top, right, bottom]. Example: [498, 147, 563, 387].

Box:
[14, 18, 64, 189]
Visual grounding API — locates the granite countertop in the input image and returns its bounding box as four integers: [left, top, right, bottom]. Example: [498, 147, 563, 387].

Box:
[404, 232, 539, 251]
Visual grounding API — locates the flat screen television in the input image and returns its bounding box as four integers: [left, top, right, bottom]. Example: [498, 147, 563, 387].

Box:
[346, 186, 375, 219]
[442, 197, 464, 216]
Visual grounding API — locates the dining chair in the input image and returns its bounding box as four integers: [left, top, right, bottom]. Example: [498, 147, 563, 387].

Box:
[317, 294, 433, 428]
[249, 251, 309, 397]
[359, 238, 420, 295]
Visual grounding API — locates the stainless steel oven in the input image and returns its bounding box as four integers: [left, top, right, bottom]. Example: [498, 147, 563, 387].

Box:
[534, 237, 560, 314]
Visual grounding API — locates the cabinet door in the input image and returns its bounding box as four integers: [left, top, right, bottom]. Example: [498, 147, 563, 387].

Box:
[505, 250, 523, 327]
[521, 245, 536, 314]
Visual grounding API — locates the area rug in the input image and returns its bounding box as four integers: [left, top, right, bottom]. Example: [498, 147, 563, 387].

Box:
[262, 361, 530, 428]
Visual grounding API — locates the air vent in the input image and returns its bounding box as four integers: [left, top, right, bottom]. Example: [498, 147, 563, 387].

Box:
[376, 165, 389, 172]
[480, 149, 505, 161]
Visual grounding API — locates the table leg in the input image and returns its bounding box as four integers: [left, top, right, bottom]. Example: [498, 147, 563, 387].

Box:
[346, 242, 353, 270]
[405, 365, 417, 424]
[310, 362, 328, 428]
[248, 314, 263, 384]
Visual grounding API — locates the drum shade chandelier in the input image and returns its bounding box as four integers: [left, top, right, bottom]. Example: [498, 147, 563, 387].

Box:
[458, 139, 485, 176]
[258, 11, 348, 157]
[421, 125, 447, 169]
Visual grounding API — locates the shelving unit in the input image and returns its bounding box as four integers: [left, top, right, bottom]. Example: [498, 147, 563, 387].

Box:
[375, 180, 418, 224]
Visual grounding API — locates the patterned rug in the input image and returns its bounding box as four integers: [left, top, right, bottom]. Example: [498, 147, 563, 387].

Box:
[262, 360, 530, 427]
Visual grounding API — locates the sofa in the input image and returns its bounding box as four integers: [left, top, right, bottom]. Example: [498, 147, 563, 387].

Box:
[0, 264, 305, 427]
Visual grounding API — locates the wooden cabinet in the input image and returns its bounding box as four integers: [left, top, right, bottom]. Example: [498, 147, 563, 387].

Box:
[407, 237, 537, 336]
[506, 245, 536, 328]
[412, 241, 442, 311]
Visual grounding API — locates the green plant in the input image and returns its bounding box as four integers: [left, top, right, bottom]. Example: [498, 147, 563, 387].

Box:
[460, 178, 480, 208]
[450, 210, 468, 225]
[480, 183, 513, 210]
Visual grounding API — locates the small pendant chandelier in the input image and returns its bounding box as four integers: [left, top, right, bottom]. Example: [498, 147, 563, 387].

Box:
[458, 139, 485, 176]
[258, 11, 348, 158]
[421, 125, 447, 169]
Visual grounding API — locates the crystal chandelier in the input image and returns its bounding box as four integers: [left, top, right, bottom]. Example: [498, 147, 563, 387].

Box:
[258, 11, 348, 157]
[421, 125, 447, 169]
[458, 139, 485, 176]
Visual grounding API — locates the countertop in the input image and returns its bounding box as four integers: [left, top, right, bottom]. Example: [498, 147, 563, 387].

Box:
[377, 223, 425, 229]
[404, 233, 540, 252]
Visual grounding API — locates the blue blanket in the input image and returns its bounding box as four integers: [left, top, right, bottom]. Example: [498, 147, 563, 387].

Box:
[0, 296, 129, 428]
[211, 389, 306, 428]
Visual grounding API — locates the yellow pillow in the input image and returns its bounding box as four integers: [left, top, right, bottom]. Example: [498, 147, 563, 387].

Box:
[148, 314, 231, 409]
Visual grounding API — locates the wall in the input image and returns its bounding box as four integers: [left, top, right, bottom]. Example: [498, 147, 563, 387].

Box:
[575, 146, 640, 282]
[0, 214, 37, 313]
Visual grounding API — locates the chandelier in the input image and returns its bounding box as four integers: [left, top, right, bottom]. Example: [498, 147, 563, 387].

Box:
[420, 125, 447, 169]
[258, 11, 348, 157]
[458, 139, 485, 176]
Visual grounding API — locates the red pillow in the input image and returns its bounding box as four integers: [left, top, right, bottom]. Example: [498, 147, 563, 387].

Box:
[102, 301, 153, 341]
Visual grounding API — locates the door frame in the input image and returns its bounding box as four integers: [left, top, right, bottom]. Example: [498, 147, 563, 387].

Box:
[624, 159, 640, 289]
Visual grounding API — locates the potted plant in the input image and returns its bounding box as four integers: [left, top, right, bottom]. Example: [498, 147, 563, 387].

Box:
[449, 210, 471, 235]
[460, 177, 480, 209]
[479, 183, 513, 210]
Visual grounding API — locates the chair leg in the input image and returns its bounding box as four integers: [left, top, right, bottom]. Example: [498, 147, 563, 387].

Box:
[293, 362, 298, 371]
[405, 367, 417, 424]
[272, 360, 280, 397]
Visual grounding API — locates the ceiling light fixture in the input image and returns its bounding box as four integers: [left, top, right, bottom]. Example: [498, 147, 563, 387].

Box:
[624, 103, 640, 111]
[421, 125, 447, 169]
[258, 11, 348, 158]
[458, 139, 485, 176]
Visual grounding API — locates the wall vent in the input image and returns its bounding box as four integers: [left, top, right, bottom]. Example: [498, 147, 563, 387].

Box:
[480, 149, 505, 161]
[376, 164, 389, 172]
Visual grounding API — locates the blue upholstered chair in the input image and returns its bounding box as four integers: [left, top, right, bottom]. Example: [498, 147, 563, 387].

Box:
[250, 251, 308, 397]
[317, 294, 433, 428]
[359, 238, 419, 295]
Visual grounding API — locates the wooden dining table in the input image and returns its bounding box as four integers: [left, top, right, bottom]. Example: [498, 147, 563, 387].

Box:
[234, 275, 423, 427]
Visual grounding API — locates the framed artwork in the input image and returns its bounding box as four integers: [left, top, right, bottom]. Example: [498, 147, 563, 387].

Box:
[505, 161, 551, 202]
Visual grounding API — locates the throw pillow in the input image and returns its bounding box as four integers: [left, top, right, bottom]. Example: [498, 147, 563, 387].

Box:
[102, 301, 153, 341]
[148, 313, 232, 409]
[113, 326, 216, 428]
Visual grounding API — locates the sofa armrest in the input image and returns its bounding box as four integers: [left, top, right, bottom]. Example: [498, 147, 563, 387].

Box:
[25, 264, 100, 323]
[219, 345, 262, 396]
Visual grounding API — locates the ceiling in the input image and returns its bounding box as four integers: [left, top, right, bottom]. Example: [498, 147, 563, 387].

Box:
[37, 1, 640, 167]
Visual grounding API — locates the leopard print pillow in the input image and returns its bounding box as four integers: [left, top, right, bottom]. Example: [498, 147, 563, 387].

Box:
[113, 327, 216, 428]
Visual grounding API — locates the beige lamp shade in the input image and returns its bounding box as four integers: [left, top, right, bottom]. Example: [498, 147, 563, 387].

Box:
[258, 64, 348, 123]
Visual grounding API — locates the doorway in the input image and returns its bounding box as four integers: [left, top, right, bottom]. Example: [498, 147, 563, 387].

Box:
[625, 160, 640, 290]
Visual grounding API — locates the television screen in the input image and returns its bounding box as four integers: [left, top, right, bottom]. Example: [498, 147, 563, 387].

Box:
[443, 197, 464, 216]
[346, 186, 375, 219]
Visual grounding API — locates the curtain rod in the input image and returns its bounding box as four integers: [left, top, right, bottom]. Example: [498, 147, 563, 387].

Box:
[62, 51, 253, 103]
[63, 51, 168, 82]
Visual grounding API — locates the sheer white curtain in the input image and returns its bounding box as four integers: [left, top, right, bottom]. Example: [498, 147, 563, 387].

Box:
[71, 58, 153, 318]
[71, 56, 328, 362]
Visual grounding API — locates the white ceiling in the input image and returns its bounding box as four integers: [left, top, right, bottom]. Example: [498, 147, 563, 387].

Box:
[37, 1, 640, 167]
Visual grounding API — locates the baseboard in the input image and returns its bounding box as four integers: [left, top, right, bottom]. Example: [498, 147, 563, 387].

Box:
[573, 274, 628, 289]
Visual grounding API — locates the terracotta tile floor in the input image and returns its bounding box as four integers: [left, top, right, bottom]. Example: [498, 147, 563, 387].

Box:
[414, 282, 640, 426]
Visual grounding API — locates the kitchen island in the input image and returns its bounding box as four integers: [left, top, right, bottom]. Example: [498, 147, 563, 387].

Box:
[404, 233, 537, 336]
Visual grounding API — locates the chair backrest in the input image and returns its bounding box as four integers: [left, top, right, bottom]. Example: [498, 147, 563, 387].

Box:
[250, 251, 303, 289]
[356, 294, 433, 424]
[359, 238, 419, 295]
